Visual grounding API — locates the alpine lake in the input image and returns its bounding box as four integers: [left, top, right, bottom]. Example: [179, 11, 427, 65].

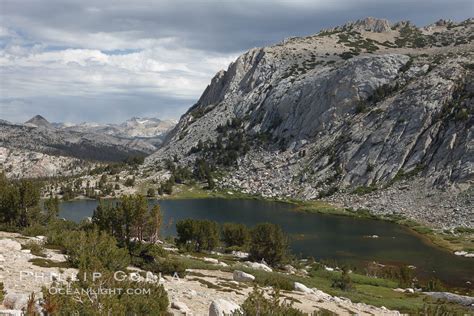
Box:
[59, 198, 474, 288]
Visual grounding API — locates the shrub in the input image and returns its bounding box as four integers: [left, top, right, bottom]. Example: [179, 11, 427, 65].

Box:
[176, 219, 220, 252]
[155, 257, 187, 277]
[63, 229, 130, 272]
[255, 273, 294, 291]
[463, 63, 474, 70]
[418, 303, 463, 315]
[455, 108, 469, 121]
[317, 186, 339, 198]
[366, 163, 374, 172]
[352, 185, 377, 195]
[172, 166, 192, 184]
[355, 102, 369, 113]
[23, 240, 46, 257]
[44, 219, 80, 250]
[339, 51, 356, 60]
[398, 265, 414, 288]
[29, 258, 71, 268]
[124, 177, 135, 187]
[128, 242, 186, 277]
[221, 223, 250, 249]
[0, 282, 4, 303]
[129, 242, 166, 266]
[331, 267, 353, 291]
[249, 223, 288, 266]
[241, 288, 304, 316]
[0, 174, 42, 227]
[42, 272, 169, 315]
[147, 187, 156, 197]
[425, 278, 445, 292]
[159, 178, 174, 195]
[44, 196, 60, 222]
[26, 292, 36, 315]
[399, 58, 413, 72]
[21, 223, 48, 237]
[92, 195, 163, 245]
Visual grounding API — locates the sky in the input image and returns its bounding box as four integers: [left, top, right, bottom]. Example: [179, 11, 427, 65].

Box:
[0, 0, 472, 124]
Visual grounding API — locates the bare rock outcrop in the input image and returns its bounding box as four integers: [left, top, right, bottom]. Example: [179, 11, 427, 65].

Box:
[208, 299, 241, 316]
[144, 17, 473, 228]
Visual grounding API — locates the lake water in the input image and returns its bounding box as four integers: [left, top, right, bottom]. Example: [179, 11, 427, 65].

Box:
[59, 198, 474, 287]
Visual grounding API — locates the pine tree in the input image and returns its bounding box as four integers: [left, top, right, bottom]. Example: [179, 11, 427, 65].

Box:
[44, 196, 60, 222]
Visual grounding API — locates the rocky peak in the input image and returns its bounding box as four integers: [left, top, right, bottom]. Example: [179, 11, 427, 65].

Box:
[392, 20, 416, 30]
[0, 119, 12, 125]
[350, 17, 392, 32]
[322, 17, 392, 33]
[145, 17, 473, 228]
[434, 19, 453, 27]
[24, 115, 52, 128]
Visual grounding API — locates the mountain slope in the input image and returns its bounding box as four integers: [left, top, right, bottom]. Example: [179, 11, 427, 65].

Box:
[0, 121, 153, 162]
[58, 117, 176, 145]
[24, 115, 53, 128]
[145, 18, 473, 228]
[0, 115, 176, 162]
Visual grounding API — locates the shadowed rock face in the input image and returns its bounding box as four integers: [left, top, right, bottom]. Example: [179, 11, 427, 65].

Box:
[145, 18, 473, 227]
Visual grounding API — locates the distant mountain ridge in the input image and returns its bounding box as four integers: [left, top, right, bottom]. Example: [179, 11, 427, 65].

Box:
[0, 115, 176, 162]
[24, 115, 52, 128]
[57, 117, 176, 140]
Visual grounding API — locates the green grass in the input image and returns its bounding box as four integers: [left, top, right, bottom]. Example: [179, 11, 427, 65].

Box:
[29, 258, 72, 268]
[234, 266, 471, 314]
[164, 233, 472, 314]
[168, 254, 227, 271]
[294, 200, 345, 215]
[397, 219, 474, 253]
[160, 184, 258, 200]
[187, 277, 222, 289]
[166, 247, 473, 314]
[352, 185, 378, 196]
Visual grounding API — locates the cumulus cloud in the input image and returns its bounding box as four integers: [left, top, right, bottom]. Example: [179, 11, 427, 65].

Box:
[0, 33, 238, 122]
[1, 43, 238, 98]
[0, 0, 472, 123]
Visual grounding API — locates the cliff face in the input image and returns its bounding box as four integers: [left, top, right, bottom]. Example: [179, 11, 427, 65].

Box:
[146, 18, 473, 228]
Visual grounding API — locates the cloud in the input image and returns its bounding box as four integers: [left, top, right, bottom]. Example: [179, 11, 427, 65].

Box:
[0, 36, 238, 122]
[0, 93, 192, 124]
[0, 0, 472, 123]
[2, 0, 471, 52]
[1, 43, 238, 98]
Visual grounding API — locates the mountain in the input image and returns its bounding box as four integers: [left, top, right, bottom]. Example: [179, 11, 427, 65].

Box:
[24, 115, 52, 128]
[119, 117, 177, 138]
[145, 17, 473, 228]
[0, 119, 12, 125]
[0, 121, 155, 162]
[0, 146, 91, 179]
[0, 115, 176, 162]
[56, 117, 176, 147]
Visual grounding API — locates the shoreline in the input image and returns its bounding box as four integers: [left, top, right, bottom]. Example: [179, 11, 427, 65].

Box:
[161, 184, 474, 256]
[55, 184, 474, 257]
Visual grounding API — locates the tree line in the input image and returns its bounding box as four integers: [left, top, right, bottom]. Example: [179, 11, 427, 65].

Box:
[0, 173, 59, 228]
[92, 195, 162, 248]
[176, 219, 289, 266]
